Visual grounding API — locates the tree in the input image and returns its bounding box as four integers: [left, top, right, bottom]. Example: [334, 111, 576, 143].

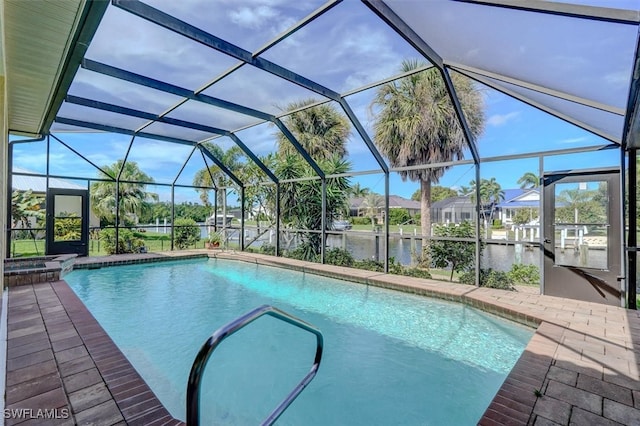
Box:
[430, 221, 477, 281]
[11, 190, 45, 231]
[512, 208, 539, 225]
[517, 172, 539, 189]
[414, 186, 457, 203]
[458, 185, 473, 196]
[11, 190, 46, 252]
[275, 100, 353, 260]
[469, 177, 505, 222]
[277, 99, 351, 161]
[555, 186, 606, 224]
[173, 218, 200, 249]
[193, 144, 243, 208]
[361, 193, 384, 226]
[278, 155, 351, 260]
[371, 60, 485, 238]
[90, 160, 158, 226]
[349, 183, 370, 198]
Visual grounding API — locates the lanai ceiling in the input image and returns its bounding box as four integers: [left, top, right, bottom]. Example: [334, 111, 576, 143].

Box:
[6, 0, 640, 169]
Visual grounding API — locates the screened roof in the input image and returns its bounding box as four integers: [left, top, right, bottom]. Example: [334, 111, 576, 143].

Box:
[7, 0, 640, 178]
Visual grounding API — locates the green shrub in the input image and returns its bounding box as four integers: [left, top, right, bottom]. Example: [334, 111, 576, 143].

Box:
[458, 270, 475, 285]
[354, 259, 384, 272]
[459, 268, 515, 290]
[483, 269, 515, 290]
[388, 209, 411, 225]
[99, 228, 144, 254]
[324, 248, 354, 267]
[283, 242, 317, 262]
[351, 217, 373, 225]
[260, 244, 276, 255]
[430, 221, 477, 281]
[400, 267, 432, 279]
[174, 218, 200, 249]
[54, 215, 82, 241]
[507, 264, 540, 285]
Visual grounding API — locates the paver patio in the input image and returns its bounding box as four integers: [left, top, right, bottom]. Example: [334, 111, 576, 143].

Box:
[3, 250, 639, 425]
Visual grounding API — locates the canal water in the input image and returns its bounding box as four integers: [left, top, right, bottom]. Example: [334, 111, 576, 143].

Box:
[206, 226, 607, 272]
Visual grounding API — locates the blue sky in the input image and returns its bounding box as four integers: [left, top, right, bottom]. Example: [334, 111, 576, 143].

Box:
[11, 0, 632, 203]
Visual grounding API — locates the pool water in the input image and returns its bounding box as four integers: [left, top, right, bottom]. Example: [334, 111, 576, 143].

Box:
[66, 259, 533, 425]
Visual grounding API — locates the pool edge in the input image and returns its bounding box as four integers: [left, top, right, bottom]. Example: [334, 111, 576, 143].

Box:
[5, 251, 638, 426]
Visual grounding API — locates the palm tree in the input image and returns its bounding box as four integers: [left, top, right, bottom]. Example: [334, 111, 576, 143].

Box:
[482, 177, 505, 221]
[458, 185, 473, 196]
[517, 172, 539, 189]
[193, 144, 244, 208]
[90, 160, 158, 226]
[371, 60, 485, 238]
[276, 99, 351, 162]
[273, 100, 353, 260]
[361, 193, 384, 227]
[277, 154, 351, 259]
[470, 178, 505, 222]
[349, 182, 370, 198]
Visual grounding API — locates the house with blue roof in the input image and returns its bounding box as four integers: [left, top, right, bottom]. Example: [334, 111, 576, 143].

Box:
[431, 188, 540, 226]
[496, 188, 540, 225]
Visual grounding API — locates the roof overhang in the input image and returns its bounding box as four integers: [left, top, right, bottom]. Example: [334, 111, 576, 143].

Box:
[3, 0, 107, 137]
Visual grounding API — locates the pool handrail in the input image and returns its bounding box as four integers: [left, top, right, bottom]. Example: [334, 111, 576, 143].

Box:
[186, 304, 324, 426]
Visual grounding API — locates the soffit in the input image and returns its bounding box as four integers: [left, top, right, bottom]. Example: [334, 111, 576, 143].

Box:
[4, 0, 85, 136]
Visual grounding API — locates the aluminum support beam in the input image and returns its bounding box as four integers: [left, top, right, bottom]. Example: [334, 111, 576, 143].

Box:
[628, 149, 637, 309]
[49, 133, 115, 179]
[82, 59, 274, 121]
[226, 134, 278, 183]
[441, 68, 480, 164]
[240, 186, 246, 252]
[362, 0, 444, 69]
[112, 0, 342, 101]
[200, 149, 218, 191]
[112, 0, 388, 182]
[41, 0, 110, 133]
[363, 0, 480, 164]
[338, 99, 388, 173]
[6, 144, 13, 258]
[173, 146, 198, 186]
[275, 184, 281, 256]
[115, 180, 121, 252]
[170, 186, 175, 250]
[64, 95, 278, 183]
[452, 0, 640, 25]
[273, 119, 325, 179]
[475, 163, 482, 287]
[384, 173, 390, 273]
[321, 178, 327, 264]
[54, 117, 243, 187]
[79, 61, 320, 181]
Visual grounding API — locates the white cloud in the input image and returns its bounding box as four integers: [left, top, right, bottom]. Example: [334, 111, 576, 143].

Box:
[558, 136, 588, 145]
[604, 70, 631, 88]
[487, 111, 520, 127]
[229, 6, 278, 29]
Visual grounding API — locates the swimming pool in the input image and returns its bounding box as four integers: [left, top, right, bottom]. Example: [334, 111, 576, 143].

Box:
[66, 258, 533, 425]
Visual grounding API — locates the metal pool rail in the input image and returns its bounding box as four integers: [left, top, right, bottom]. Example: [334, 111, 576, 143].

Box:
[186, 304, 324, 426]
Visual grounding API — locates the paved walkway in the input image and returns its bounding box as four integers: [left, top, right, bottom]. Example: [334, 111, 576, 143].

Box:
[3, 250, 639, 425]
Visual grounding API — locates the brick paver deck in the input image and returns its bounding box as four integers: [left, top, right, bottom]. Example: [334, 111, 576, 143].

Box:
[3, 250, 639, 425]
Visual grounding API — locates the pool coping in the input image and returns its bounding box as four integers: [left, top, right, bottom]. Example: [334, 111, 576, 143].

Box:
[3, 250, 640, 425]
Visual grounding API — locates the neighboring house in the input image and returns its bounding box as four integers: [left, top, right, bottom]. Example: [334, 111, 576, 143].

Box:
[431, 196, 475, 224]
[12, 167, 100, 227]
[496, 189, 540, 225]
[349, 195, 420, 223]
[431, 189, 541, 225]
